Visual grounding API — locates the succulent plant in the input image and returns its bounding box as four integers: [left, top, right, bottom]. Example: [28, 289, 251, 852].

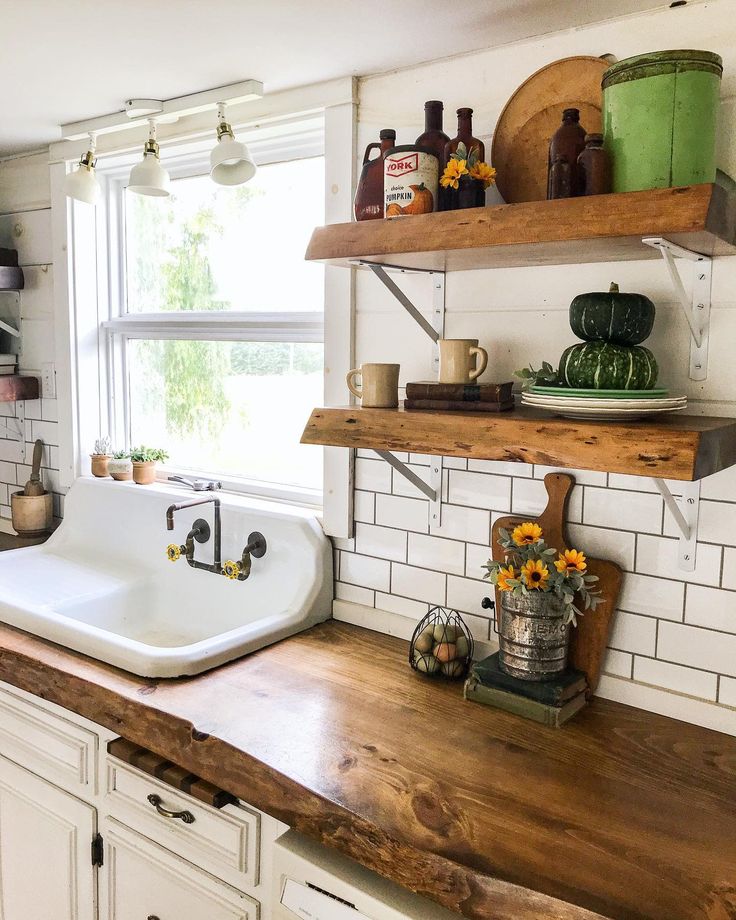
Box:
[111, 449, 130, 460]
[129, 446, 169, 463]
[93, 436, 112, 456]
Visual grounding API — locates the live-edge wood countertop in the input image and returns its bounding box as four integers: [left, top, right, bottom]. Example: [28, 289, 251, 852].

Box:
[0, 620, 734, 920]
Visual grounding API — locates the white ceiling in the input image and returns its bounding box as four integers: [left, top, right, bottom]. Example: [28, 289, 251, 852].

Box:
[1, 0, 672, 156]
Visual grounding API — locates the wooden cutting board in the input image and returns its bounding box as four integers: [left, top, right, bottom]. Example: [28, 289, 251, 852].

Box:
[490, 472, 622, 692]
[492, 55, 608, 203]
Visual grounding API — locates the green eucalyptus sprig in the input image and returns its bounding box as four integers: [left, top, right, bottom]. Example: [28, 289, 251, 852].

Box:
[515, 361, 559, 390]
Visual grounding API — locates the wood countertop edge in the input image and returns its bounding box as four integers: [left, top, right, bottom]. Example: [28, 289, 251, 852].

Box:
[0, 621, 734, 920]
[0, 624, 608, 920]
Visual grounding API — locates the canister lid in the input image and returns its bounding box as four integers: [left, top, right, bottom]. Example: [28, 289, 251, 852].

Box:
[602, 49, 723, 89]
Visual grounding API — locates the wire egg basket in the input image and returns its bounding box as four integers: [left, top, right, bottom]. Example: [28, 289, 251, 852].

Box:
[409, 606, 474, 680]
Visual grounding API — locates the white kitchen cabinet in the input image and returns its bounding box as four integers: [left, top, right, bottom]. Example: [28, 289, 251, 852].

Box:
[0, 754, 97, 920]
[0, 679, 281, 920]
[100, 821, 259, 920]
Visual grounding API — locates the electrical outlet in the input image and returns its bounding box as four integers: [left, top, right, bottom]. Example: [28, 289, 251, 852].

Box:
[41, 362, 56, 399]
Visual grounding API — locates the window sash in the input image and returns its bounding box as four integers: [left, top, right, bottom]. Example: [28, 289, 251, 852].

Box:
[102, 312, 324, 343]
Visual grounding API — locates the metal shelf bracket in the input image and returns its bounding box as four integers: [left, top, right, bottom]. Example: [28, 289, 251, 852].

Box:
[358, 262, 446, 350]
[653, 478, 700, 571]
[642, 237, 711, 380]
[374, 450, 443, 526]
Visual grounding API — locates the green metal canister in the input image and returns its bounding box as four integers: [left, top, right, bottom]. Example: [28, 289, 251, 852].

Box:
[602, 50, 722, 192]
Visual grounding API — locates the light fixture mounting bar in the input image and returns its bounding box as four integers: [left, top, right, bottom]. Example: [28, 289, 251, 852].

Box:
[60, 80, 264, 141]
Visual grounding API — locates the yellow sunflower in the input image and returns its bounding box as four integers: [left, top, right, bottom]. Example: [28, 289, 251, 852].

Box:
[554, 548, 587, 574]
[469, 161, 497, 189]
[440, 158, 468, 190]
[521, 559, 549, 590]
[511, 522, 543, 546]
[497, 564, 517, 591]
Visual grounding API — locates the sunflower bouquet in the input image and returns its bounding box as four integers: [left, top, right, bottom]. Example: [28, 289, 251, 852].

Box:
[482, 522, 603, 626]
[440, 142, 496, 191]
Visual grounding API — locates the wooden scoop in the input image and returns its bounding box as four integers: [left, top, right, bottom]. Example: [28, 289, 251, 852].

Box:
[24, 440, 45, 497]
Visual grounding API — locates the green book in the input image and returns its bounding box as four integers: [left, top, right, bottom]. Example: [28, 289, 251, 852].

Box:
[464, 675, 587, 728]
[471, 653, 587, 706]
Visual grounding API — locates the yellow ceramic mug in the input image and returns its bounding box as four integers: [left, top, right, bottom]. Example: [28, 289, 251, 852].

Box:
[437, 338, 488, 384]
[346, 363, 400, 408]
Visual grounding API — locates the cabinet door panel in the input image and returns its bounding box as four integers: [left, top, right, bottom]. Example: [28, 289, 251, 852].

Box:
[0, 755, 96, 920]
[102, 821, 258, 920]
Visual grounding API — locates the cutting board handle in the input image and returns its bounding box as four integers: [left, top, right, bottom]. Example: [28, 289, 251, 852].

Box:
[537, 473, 575, 552]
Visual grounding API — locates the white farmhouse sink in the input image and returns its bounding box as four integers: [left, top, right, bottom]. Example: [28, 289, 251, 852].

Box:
[0, 478, 332, 677]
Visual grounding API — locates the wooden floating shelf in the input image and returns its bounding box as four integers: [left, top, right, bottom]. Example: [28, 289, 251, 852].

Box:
[301, 405, 736, 481]
[305, 183, 736, 271]
[0, 375, 39, 402]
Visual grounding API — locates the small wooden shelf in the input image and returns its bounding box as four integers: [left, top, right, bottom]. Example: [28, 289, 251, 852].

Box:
[301, 405, 736, 481]
[0, 249, 24, 291]
[305, 183, 736, 271]
[0, 375, 39, 402]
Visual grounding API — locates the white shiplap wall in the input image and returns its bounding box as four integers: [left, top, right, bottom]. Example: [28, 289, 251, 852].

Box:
[0, 153, 63, 522]
[335, 0, 736, 736]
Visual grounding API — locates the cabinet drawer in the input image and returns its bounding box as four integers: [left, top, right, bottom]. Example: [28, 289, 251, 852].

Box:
[0, 685, 98, 795]
[106, 756, 259, 889]
[103, 820, 259, 920]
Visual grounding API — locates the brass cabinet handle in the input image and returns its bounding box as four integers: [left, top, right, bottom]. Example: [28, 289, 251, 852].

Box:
[146, 793, 195, 824]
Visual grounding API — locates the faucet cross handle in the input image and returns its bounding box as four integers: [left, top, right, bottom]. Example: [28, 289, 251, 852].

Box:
[166, 544, 184, 562]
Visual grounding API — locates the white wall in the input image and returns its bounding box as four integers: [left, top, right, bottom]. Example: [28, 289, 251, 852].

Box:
[0, 153, 63, 522]
[334, 0, 736, 736]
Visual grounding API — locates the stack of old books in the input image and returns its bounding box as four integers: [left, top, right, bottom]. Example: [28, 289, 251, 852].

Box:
[404, 380, 514, 412]
[464, 652, 588, 727]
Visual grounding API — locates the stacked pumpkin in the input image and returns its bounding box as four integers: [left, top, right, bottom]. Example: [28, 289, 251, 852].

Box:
[558, 283, 658, 389]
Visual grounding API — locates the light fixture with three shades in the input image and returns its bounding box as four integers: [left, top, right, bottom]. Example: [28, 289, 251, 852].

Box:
[64, 101, 257, 205]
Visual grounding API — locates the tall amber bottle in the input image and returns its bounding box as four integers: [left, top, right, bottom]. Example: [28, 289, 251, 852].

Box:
[444, 108, 485, 163]
[547, 108, 586, 198]
[354, 128, 396, 221]
[415, 101, 450, 166]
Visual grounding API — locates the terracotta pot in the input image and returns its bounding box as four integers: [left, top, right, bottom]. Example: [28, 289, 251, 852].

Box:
[90, 454, 111, 478]
[11, 490, 53, 536]
[132, 461, 157, 485]
[108, 458, 133, 482]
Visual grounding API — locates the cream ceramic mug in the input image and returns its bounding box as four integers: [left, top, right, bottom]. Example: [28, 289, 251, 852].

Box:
[438, 338, 488, 384]
[346, 363, 400, 408]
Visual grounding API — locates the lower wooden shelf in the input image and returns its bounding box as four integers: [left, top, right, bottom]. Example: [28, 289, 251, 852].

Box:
[301, 405, 736, 481]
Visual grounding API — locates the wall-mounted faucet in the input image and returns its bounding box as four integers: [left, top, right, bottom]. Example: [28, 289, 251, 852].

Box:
[165, 496, 267, 581]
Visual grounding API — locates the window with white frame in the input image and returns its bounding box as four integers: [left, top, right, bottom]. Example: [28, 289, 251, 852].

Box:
[99, 119, 325, 504]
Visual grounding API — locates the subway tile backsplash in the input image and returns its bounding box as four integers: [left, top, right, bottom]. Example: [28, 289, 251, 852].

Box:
[335, 460, 736, 735]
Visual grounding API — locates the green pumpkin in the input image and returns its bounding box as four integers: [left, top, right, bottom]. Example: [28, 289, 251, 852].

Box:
[558, 342, 658, 390]
[569, 282, 655, 346]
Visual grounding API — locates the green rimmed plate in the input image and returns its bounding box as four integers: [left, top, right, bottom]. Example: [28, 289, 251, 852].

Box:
[529, 385, 669, 399]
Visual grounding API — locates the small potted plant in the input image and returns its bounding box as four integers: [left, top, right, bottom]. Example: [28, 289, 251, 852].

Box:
[90, 436, 112, 478]
[483, 523, 603, 681]
[108, 450, 133, 482]
[129, 446, 168, 485]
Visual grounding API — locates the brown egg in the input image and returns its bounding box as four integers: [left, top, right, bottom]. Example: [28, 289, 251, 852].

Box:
[434, 642, 457, 663]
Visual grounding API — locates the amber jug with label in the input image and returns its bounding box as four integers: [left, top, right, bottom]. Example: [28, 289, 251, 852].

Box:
[354, 129, 396, 221]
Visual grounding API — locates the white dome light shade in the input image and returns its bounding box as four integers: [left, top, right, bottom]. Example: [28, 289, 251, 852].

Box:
[128, 151, 171, 197]
[210, 109, 256, 186]
[128, 121, 170, 197]
[64, 159, 100, 205]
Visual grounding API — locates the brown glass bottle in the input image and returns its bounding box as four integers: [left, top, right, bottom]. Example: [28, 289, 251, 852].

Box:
[354, 129, 396, 221]
[547, 155, 573, 199]
[547, 108, 586, 198]
[415, 101, 450, 165]
[444, 108, 485, 164]
[577, 133, 611, 196]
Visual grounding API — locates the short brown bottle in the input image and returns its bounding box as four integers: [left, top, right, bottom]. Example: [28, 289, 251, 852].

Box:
[444, 108, 485, 164]
[354, 129, 396, 221]
[547, 108, 586, 198]
[415, 101, 450, 166]
[577, 133, 611, 196]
